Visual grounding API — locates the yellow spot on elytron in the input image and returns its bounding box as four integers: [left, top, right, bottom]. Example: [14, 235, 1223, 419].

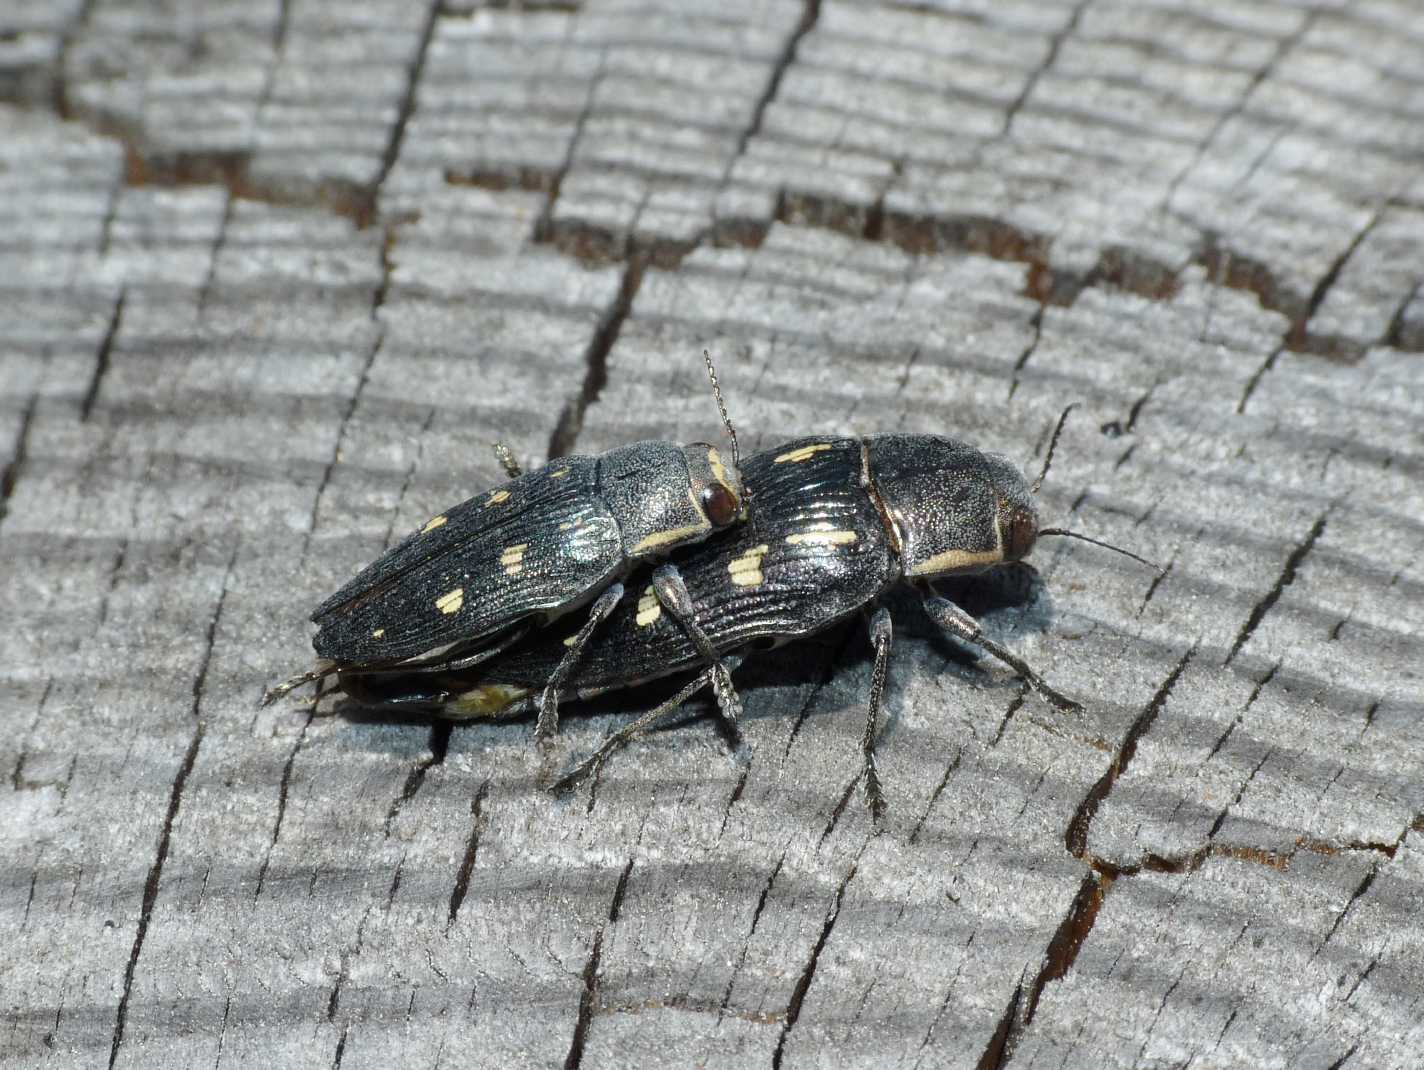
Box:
[435, 587, 464, 614]
[500, 543, 529, 575]
[551, 467, 571, 479]
[486, 489, 511, 506]
[728, 544, 770, 586]
[786, 530, 858, 546]
[632, 522, 707, 554]
[774, 443, 833, 464]
[421, 515, 448, 534]
[371, 628, 386, 638]
[563, 634, 577, 647]
[907, 547, 1003, 577]
[452, 684, 530, 719]
[559, 521, 572, 531]
[636, 586, 662, 627]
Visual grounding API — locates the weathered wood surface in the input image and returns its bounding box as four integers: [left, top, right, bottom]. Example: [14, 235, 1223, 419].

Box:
[3, 1, 1422, 1067]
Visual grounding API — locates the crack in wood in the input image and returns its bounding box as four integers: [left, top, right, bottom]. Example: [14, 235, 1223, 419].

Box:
[303, 332, 384, 560]
[907, 745, 964, 845]
[1000, 0, 1088, 138]
[771, 861, 856, 1070]
[80, 289, 126, 423]
[974, 978, 1022, 1070]
[0, 391, 38, 524]
[383, 721, 453, 836]
[446, 778, 492, 930]
[1224, 511, 1329, 666]
[254, 710, 313, 900]
[718, 851, 785, 1022]
[561, 859, 633, 1070]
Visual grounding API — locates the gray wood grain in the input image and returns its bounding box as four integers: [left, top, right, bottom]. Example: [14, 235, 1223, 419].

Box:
[3, 1, 1422, 1067]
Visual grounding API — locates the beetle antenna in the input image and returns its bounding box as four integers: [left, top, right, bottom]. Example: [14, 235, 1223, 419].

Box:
[1032, 403, 1079, 494]
[1037, 528, 1164, 574]
[702, 348, 741, 472]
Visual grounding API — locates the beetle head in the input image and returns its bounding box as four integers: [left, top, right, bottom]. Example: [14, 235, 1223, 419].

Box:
[683, 443, 745, 528]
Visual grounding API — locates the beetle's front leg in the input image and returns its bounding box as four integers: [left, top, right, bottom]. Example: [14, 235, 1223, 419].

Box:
[649, 563, 746, 756]
[536, 582, 626, 745]
[921, 593, 1081, 713]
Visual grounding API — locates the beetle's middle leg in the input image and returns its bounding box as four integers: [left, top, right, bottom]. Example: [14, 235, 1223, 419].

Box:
[535, 582, 626, 745]
[921, 592, 1082, 713]
[650, 563, 746, 756]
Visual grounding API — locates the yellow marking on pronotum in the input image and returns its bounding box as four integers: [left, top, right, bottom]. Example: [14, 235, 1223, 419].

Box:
[774, 443, 833, 464]
[728, 544, 770, 586]
[486, 489, 511, 506]
[632, 522, 707, 554]
[550, 467, 571, 479]
[906, 547, 1003, 577]
[635, 586, 661, 627]
[421, 515, 448, 534]
[453, 684, 530, 719]
[500, 543, 529, 575]
[435, 587, 464, 614]
[371, 628, 385, 638]
[707, 447, 731, 487]
[786, 530, 858, 546]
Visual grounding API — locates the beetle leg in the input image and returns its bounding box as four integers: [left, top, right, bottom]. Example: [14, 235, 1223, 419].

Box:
[535, 582, 626, 745]
[261, 659, 340, 707]
[547, 667, 718, 795]
[650, 563, 746, 757]
[492, 441, 522, 478]
[861, 606, 893, 826]
[337, 671, 454, 713]
[921, 593, 1082, 713]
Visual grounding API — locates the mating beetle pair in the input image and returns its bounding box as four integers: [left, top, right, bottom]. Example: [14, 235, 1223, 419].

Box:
[267, 358, 1152, 820]
[333, 426, 1150, 820]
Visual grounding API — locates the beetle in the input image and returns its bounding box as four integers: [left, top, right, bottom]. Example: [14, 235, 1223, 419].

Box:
[333, 415, 1156, 821]
[263, 352, 750, 744]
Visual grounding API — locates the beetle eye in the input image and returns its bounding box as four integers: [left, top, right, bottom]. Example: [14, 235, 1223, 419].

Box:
[700, 483, 740, 526]
[1004, 508, 1037, 561]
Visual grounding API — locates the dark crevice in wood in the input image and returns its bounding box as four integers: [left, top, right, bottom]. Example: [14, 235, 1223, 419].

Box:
[386, 854, 405, 911]
[1284, 210, 1381, 353]
[1204, 658, 1279, 764]
[303, 332, 383, 559]
[975, 980, 1022, 1070]
[444, 165, 558, 193]
[1224, 511, 1329, 666]
[816, 769, 861, 848]
[1312, 862, 1378, 960]
[1000, 0, 1087, 137]
[0, 392, 38, 525]
[990, 684, 1029, 747]
[717, 764, 750, 839]
[197, 191, 236, 315]
[1006, 305, 1044, 401]
[80, 289, 126, 423]
[531, 54, 604, 249]
[331, 1025, 349, 1069]
[1066, 644, 1196, 859]
[562, 860, 626, 1070]
[547, 253, 644, 459]
[107, 723, 205, 1070]
[446, 778, 492, 930]
[1382, 280, 1422, 350]
[369, 0, 440, 212]
[771, 861, 856, 1070]
[1136, 558, 1172, 615]
[718, 851, 785, 1022]
[1327, 1042, 1361, 1070]
[383, 721, 453, 836]
[1022, 869, 1114, 1028]
[737, 0, 821, 161]
[1206, 747, 1272, 840]
[254, 711, 313, 900]
[908, 746, 964, 845]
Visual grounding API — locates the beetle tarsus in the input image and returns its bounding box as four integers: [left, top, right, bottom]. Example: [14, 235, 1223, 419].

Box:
[492, 441, 522, 478]
[260, 661, 339, 707]
[921, 594, 1082, 714]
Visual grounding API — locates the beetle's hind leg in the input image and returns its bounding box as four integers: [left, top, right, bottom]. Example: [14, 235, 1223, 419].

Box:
[535, 582, 626, 746]
[921, 592, 1081, 713]
[650, 563, 747, 760]
[549, 655, 745, 795]
[860, 607, 893, 826]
